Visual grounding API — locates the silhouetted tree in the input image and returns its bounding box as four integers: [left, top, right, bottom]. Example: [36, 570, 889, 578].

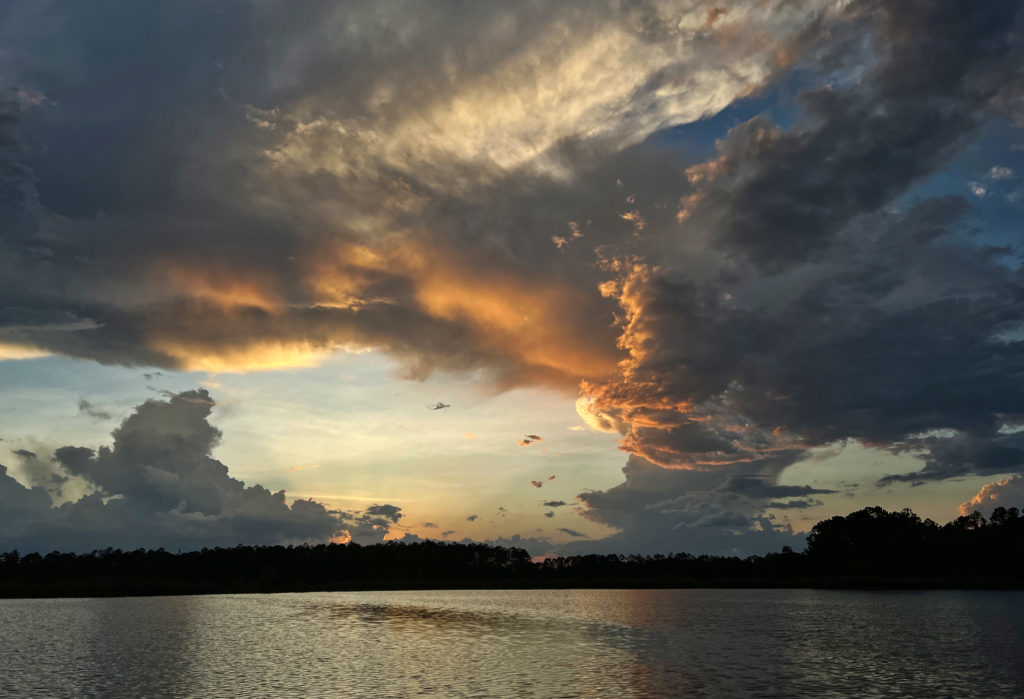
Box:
[1, 505, 1022, 596]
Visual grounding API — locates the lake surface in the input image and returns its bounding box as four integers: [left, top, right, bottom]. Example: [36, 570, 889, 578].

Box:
[1, 589, 1023, 697]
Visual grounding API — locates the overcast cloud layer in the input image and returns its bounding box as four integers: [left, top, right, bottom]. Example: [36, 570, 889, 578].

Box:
[2, 0, 1024, 554]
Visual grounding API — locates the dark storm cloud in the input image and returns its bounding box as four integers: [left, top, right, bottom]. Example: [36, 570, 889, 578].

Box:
[673, 1, 1023, 267]
[719, 476, 835, 499]
[0, 0, 828, 384]
[0, 389, 404, 552]
[574, 1, 1024, 551]
[571, 456, 806, 555]
[878, 430, 1024, 486]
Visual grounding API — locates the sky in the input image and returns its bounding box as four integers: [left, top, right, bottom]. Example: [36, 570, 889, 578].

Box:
[1, 0, 1024, 556]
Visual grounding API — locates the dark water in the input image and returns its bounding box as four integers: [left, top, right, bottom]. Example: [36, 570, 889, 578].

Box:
[1, 589, 1023, 697]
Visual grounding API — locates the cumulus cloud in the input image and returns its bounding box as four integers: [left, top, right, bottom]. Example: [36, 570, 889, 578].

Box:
[960, 476, 1024, 517]
[0, 389, 402, 552]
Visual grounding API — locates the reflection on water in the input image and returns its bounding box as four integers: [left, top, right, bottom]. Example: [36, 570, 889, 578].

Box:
[1, 589, 1022, 697]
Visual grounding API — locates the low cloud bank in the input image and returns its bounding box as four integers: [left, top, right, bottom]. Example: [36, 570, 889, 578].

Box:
[0, 390, 401, 552]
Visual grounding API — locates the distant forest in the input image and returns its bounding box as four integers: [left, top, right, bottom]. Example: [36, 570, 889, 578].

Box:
[2, 506, 1023, 597]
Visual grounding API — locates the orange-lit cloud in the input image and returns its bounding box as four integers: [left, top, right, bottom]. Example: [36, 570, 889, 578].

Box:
[0, 342, 50, 361]
[577, 260, 803, 469]
[960, 477, 1024, 517]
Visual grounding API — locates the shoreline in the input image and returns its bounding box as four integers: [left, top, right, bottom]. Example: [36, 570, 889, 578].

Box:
[3, 577, 1023, 600]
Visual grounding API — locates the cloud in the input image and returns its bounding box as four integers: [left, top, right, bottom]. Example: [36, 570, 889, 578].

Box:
[465, 514, 478, 522]
[428, 402, 450, 411]
[878, 430, 1024, 486]
[970, 165, 1016, 198]
[719, 475, 835, 499]
[960, 476, 1024, 517]
[0, 0, 839, 387]
[518, 435, 543, 447]
[0, 389, 403, 552]
[364, 504, 403, 523]
[566, 1, 1024, 551]
[570, 455, 813, 555]
[422, 521, 437, 529]
[441, 530, 455, 538]
[77, 399, 112, 421]
[1, 1, 1023, 556]
[286, 463, 320, 473]
[542, 500, 568, 508]
[764, 499, 824, 510]
[544, 511, 554, 518]
[557, 528, 586, 538]
[9, 446, 70, 497]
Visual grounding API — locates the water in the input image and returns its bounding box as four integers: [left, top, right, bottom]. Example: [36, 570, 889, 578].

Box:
[1, 589, 1022, 697]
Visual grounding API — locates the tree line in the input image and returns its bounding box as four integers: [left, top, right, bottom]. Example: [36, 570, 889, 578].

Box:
[1, 506, 1022, 596]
